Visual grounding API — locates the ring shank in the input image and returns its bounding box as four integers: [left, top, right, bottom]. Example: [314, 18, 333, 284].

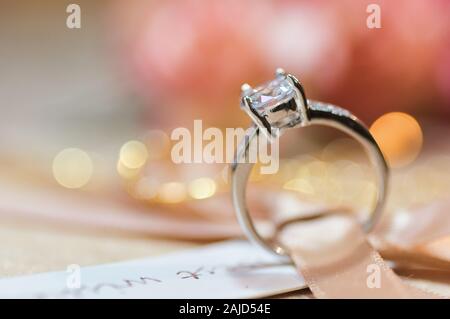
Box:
[231, 100, 389, 257]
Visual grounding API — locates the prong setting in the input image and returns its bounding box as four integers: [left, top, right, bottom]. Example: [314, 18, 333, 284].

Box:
[241, 95, 272, 136]
[241, 95, 252, 109]
[286, 74, 308, 110]
[239, 70, 308, 139]
[275, 68, 286, 76]
[241, 83, 252, 94]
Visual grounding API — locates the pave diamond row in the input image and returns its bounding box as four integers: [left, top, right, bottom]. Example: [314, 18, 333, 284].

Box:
[308, 100, 355, 120]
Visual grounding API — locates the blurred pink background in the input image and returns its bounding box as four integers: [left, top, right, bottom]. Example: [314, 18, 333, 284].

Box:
[109, 0, 450, 126]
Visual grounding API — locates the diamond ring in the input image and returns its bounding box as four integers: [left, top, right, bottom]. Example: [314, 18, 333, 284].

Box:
[231, 69, 389, 257]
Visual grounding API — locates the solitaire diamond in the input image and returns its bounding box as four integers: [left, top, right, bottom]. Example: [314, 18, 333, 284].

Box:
[241, 74, 306, 137]
[249, 77, 296, 111]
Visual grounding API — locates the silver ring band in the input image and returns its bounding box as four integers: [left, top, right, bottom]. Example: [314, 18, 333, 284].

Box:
[231, 97, 389, 257]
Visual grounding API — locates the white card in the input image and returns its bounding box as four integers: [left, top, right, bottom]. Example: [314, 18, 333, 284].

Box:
[0, 240, 305, 298]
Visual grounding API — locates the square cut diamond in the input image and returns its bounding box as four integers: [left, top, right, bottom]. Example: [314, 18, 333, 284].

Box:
[249, 77, 296, 111]
[241, 75, 303, 136]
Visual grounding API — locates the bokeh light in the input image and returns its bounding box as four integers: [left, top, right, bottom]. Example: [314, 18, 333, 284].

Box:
[158, 182, 187, 203]
[188, 177, 217, 200]
[52, 148, 93, 189]
[283, 178, 314, 195]
[119, 140, 149, 169]
[370, 112, 423, 168]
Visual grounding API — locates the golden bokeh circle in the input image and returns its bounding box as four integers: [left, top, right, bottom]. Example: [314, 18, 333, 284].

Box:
[188, 177, 217, 199]
[119, 140, 149, 169]
[370, 112, 423, 168]
[53, 148, 93, 189]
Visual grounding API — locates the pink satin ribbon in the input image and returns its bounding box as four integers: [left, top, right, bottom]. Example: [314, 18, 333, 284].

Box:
[371, 201, 450, 271]
[278, 213, 446, 298]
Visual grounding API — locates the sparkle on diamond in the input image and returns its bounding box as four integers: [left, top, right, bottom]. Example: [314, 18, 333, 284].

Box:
[249, 77, 296, 112]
